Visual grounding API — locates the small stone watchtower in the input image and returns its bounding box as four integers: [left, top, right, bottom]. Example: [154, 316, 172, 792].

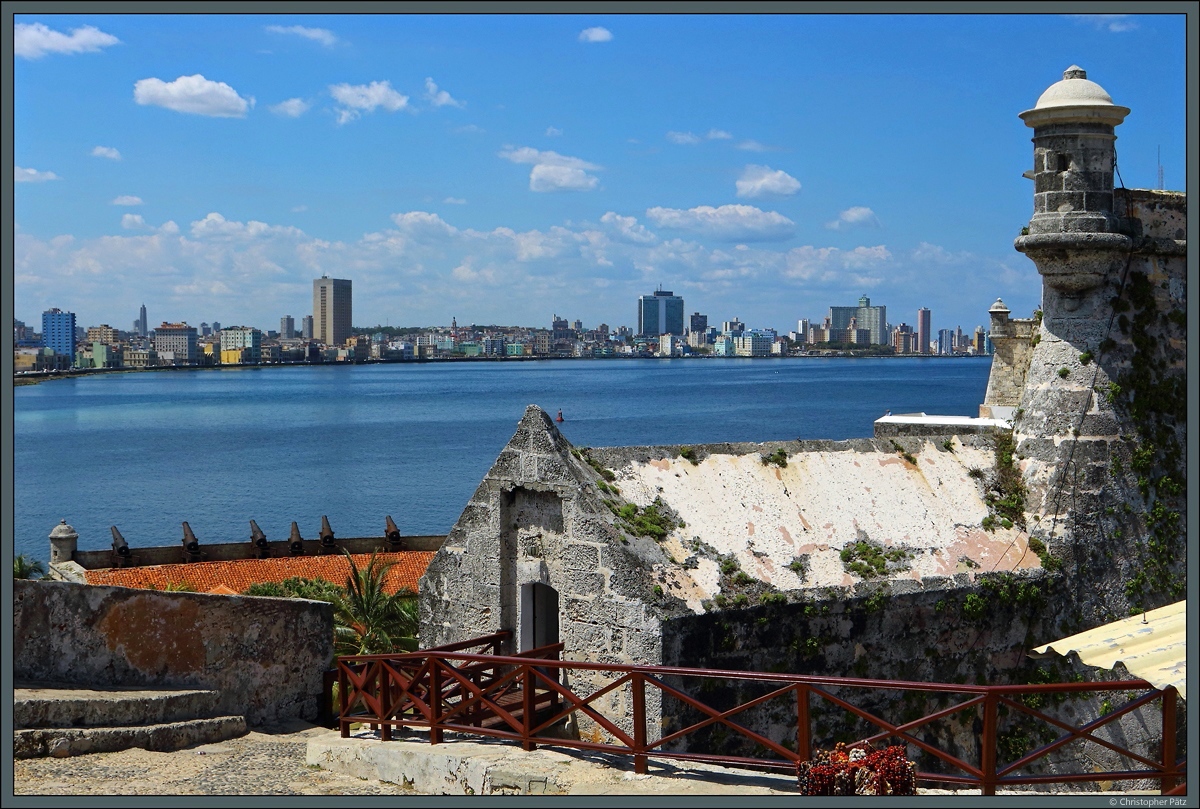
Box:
[48, 519, 78, 564]
[979, 298, 1034, 418]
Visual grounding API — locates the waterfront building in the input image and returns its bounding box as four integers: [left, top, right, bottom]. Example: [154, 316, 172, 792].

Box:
[124, 347, 157, 368]
[689, 312, 708, 335]
[552, 315, 571, 341]
[892, 323, 915, 354]
[220, 326, 262, 363]
[829, 296, 887, 346]
[153, 322, 199, 365]
[483, 337, 506, 357]
[658, 334, 685, 357]
[637, 288, 684, 337]
[312, 276, 352, 347]
[732, 332, 771, 357]
[917, 308, 932, 355]
[41, 308, 76, 358]
[85, 325, 120, 345]
[712, 335, 735, 356]
[301, 315, 314, 341]
[280, 315, 295, 340]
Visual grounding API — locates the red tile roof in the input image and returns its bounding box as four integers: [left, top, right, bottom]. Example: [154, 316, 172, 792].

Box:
[84, 552, 435, 596]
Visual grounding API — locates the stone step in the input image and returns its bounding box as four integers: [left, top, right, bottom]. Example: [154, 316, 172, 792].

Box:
[15, 684, 222, 729]
[15, 716, 248, 759]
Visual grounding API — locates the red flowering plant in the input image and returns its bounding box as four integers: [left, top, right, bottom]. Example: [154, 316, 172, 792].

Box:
[796, 741, 917, 796]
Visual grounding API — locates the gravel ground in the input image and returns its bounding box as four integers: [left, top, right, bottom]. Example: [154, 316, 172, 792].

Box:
[13, 720, 409, 796]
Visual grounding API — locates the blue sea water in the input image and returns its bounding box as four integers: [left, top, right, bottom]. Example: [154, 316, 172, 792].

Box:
[13, 357, 990, 560]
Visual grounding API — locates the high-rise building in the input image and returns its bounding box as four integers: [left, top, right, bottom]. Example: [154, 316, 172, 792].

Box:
[938, 328, 955, 356]
[917, 308, 932, 355]
[280, 315, 295, 339]
[153, 322, 198, 365]
[689, 312, 708, 335]
[312, 276, 352, 346]
[133, 304, 147, 338]
[637, 288, 684, 337]
[829, 295, 887, 346]
[301, 315, 314, 341]
[722, 318, 745, 336]
[41, 308, 76, 358]
[797, 319, 811, 341]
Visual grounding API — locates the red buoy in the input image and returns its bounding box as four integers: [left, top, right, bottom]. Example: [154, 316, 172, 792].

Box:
[556, 410, 564, 422]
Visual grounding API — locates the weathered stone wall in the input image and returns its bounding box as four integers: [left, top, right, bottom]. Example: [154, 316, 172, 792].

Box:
[1013, 188, 1186, 626]
[659, 575, 1176, 786]
[13, 579, 333, 726]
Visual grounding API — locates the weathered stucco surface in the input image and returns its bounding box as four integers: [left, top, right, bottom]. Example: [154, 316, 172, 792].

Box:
[603, 438, 1038, 611]
[14, 579, 333, 725]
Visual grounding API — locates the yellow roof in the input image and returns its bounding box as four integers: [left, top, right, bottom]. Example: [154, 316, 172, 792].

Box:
[1032, 601, 1186, 699]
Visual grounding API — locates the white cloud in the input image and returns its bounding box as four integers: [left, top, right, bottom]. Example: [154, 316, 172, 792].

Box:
[391, 211, 458, 238]
[424, 77, 463, 108]
[15, 166, 60, 183]
[707, 129, 733, 140]
[825, 206, 880, 230]
[454, 124, 485, 134]
[330, 80, 408, 124]
[15, 23, 120, 59]
[121, 214, 146, 229]
[736, 139, 774, 152]
[92, 146, 121, 160]
[783, 244, 892, 281]
[600, 212, 657, 244]
[291, 205, 308, 212]
[112, 195, 143, 206]
[579, 27, 612, 42]
[736, 165, 801, 198]
[444, 197, 467, 205]
[134, 74, 252, 118]
[910, 241, 973, 265]
[1068, 14, 1138, 32]
[265, 24, 339, 47]
[189, 212, 304, 240]
[270, 98, 310, 117]
[530, 164, 599, 192]
[666, 131, 701, 145]
[498, 146, 599, 170]
[499, 146, 601, 192]
[646, 204, 795, 242]
[545, 126, 563, 137]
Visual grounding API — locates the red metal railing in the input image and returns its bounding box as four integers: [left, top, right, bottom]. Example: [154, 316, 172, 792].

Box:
[336, 635, 1185, 795]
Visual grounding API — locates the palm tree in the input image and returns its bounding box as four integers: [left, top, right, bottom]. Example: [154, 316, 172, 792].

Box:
[332, 550, 420, 656]
[14, 555, 46, 580]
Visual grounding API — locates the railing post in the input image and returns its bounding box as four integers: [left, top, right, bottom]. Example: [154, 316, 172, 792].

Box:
[429, 659, 442, 745]
[380, 660, 392, 742]
[522, 663, 537, 751]
[338, 662, 349, 738]
[796, 683, 810, 762]
[632, 671, 647, 775]
[980, 692, 999, 796]
[1161, 686, 1177, 794]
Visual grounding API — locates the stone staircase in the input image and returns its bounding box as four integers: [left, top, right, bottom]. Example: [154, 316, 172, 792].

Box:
[15, 682, 247, 759]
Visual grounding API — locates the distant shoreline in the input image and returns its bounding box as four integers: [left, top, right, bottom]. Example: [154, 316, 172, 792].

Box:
[15, 352, 991, 385]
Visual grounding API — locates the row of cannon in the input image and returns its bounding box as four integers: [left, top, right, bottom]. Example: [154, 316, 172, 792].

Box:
[109, 515, 406, 563]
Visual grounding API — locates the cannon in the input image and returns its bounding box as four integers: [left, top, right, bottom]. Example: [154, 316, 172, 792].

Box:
[111, 525, 131, 565]
[181, 522, 202, 562]
[289, 522, 305, 555]
[250, 519, 270, 558]
[385, 515, 404, 551]
[319, 515, 336, 553]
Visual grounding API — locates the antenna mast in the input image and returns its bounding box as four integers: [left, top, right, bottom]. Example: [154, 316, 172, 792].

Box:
[1157, 146, 1164, 190]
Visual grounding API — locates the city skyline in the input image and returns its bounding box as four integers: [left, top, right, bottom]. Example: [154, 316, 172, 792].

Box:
[13, 13, 1186, 332]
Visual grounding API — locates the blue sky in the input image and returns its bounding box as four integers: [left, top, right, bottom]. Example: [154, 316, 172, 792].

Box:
[12, 13, 1188, 337]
